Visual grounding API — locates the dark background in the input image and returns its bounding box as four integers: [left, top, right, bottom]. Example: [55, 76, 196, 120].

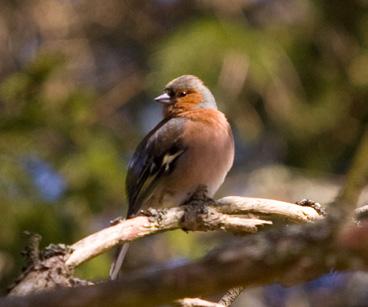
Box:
[0, 0, 367, 305]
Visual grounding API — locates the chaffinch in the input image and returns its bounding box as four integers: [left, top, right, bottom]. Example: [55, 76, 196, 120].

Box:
[110, 75, 234, 280]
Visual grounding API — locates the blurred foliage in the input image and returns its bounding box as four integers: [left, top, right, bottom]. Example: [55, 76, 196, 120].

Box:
[0, 0, 367, 303]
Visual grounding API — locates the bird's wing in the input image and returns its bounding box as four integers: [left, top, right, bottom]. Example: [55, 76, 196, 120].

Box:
[126, 117, 187, 217]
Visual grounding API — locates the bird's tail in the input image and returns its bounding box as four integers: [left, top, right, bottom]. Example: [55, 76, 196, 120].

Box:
[109, 243, 130, 280]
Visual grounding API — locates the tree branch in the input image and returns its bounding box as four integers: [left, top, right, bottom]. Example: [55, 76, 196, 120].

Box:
[3, 215, 368, 307]
[7, 197, 323, 296]
[66, 197, 322, 268]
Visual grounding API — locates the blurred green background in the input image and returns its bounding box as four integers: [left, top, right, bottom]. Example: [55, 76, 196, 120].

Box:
[0, 0, 367, 305]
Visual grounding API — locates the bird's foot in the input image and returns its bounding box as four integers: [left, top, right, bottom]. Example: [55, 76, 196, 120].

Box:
[183, 185, 215, 206]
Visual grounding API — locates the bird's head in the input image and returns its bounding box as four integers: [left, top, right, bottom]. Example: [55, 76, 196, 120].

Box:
[154, 75, 217, 116]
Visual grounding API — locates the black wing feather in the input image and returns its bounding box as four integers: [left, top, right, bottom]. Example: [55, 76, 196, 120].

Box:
[126, 117, 186, 217]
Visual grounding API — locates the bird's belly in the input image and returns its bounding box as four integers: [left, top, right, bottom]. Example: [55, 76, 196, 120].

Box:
[151, 135, 233, 207]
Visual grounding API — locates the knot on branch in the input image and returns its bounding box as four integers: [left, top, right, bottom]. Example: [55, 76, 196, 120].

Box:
[8, 233, 92, 296]
[295, 199, 327, 217]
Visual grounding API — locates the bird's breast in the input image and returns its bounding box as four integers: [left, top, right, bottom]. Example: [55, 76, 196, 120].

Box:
[158, 111, 234, 205]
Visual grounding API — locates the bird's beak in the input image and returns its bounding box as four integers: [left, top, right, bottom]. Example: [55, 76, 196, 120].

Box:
[154, 92, 172, 104]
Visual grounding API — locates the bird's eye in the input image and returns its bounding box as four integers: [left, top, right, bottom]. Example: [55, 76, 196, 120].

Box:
[177, 91, 187, 97]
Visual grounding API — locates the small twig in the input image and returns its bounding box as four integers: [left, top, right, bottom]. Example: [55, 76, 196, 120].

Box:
[216, 197, 323, 223]
[22, 231, 42, 267]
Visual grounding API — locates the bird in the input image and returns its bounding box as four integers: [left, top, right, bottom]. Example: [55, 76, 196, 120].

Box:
[109, 75, 234, 280]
